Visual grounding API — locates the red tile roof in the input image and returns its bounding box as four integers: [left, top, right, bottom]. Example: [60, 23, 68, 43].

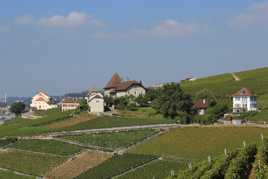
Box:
[35, 97, 46, 102]
[116, 80, 144, 91]
[232, 88, 253, 97]
[104, 73, 122, 89]
[104, 73, 145, 92]
[194, 99, 209, 109]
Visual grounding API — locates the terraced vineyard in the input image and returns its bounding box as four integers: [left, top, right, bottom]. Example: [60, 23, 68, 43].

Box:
[75, 154, 158, 179]
[59, 129, 158, 150]
[167, 139, 268, 179]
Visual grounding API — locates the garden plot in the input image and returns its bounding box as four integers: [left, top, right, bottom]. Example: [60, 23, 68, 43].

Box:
[46, 150, 112, 179]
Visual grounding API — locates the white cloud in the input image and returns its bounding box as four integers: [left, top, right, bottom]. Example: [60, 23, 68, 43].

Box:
[95, 19, 201, 39]
[148, 19, 200, 37]
[15, 11, 104, 29]
[230, 2, 268, 28]
[38, 11, 89, 28]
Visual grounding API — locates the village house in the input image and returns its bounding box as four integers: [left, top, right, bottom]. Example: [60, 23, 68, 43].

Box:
[87, 90, 104, 113]
[30, 91, 57, 111]
[59, 98, 80, 112]
[232, 88, 257, 113]
[104, 73, 146, 98]
[194, 99, 209, 115]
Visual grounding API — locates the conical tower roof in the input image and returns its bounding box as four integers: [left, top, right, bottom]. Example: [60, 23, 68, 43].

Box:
[104, 73, 122, 89]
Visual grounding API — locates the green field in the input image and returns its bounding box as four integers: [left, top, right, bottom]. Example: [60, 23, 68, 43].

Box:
[130, 127, 268, 160]
[0, 149, 66, 176]
[66, 116, 174, 131]
[118, 160, 184, 179]
[9, 139, 84, 156]
[0, 170, 34, 179]
[181, 67, 268, 121]
[59, 129, 158, 150]
[75, 154, 157, 179]
[0, 110, 71, 138]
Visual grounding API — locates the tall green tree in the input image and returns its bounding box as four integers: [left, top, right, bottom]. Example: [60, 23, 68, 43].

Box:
[153, 83, 194, 119]
[195, 89, 217, 106]
[10, 102, 26, 117]
[79, 99, 89, 111]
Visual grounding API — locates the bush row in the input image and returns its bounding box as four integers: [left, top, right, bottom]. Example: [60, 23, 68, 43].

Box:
[254, 139, 268, 179]
[200, 151, 237, 179]
[224, 144, 257, 179]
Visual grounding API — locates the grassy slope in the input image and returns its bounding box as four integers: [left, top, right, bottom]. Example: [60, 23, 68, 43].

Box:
[66, 116, 174, 131]
[9, 139, 84, 156]
[181, 67, 268, 121]
[0, 110, 71, 138]
[60, 129, 158, 150]
[0, 170, 34, 179]
[130, 127, 268, 160]
[118, 160, 184, 179]
[0, 149, 66, 176]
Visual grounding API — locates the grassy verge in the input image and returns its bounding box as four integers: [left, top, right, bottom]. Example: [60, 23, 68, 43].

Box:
[130, 127, 268, 160]
[9, 139, 84, 156]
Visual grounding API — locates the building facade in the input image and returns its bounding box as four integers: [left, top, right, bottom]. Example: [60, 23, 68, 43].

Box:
[60, 98, 80, 112]
[232, 88, 257, 113]
[87, 91, 104, 113]
[104, 73, 146, 98]
[30, 91, 57, 111]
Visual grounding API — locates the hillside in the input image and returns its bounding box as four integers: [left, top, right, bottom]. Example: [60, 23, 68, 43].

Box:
[181, 67, 268, 121]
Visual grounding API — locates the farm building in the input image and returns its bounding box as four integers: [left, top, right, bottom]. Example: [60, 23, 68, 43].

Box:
[232, 88, 257, 113]
[104, 73, 146, 98]
[30, 91, 57, 111]
[194, 99, 209, 115]
[87, 90, 104, 113]
[59, 98, 80, 112]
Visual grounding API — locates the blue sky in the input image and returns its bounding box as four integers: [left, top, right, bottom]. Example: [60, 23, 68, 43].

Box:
[0, 0, 268, 97]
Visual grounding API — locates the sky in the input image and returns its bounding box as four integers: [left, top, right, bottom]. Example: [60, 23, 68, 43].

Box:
[0, 0, 268, 97]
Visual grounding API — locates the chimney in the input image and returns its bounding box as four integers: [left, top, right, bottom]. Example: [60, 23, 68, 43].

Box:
[203, 99, 206, 104]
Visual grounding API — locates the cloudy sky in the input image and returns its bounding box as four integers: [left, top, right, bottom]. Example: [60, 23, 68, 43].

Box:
[0, 0, 268, 97]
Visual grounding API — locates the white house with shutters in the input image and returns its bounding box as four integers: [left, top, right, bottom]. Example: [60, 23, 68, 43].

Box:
[232, 88, 257, 113]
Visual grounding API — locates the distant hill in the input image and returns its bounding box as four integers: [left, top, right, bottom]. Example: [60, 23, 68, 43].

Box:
[181, 67, 268, 110]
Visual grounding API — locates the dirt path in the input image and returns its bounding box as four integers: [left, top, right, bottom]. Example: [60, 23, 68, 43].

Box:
[232, 73, 241, 81]
[45, 150, 112, 179]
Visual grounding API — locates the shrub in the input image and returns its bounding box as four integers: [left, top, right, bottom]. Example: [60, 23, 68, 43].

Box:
[225, 144, 257, 179]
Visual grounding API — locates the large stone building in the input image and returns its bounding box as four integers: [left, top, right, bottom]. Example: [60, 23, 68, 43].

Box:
[30, 91, 57, 111]
[232, 88, 257, 113]
[87, 90, 104, 113]
[104, 73, 146, 98]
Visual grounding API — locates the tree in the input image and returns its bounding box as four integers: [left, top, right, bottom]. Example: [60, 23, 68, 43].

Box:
[79, 99, 89, 111]
[10, 102, 26, 117]
[153, 83, 194, 119]
[195, 89, 217, 106]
